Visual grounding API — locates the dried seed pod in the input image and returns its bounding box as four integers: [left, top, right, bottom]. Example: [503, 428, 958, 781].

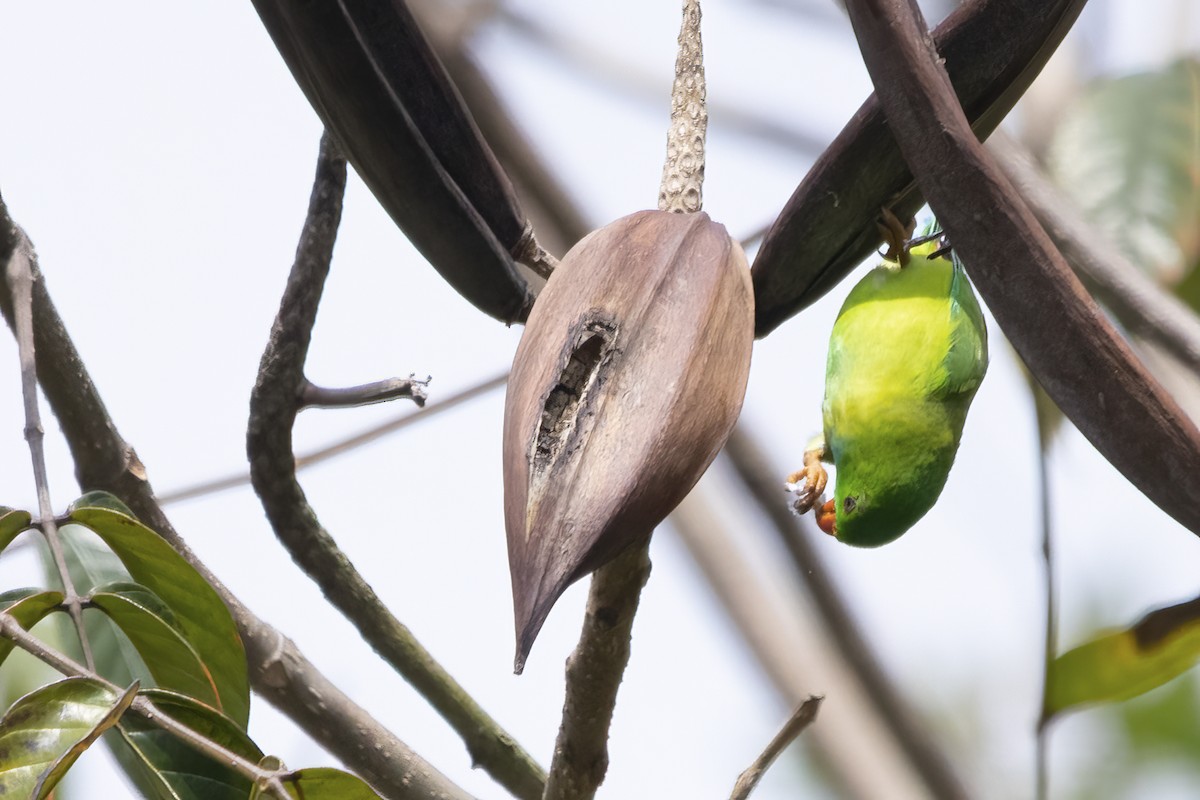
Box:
[503, 209, 754, 671]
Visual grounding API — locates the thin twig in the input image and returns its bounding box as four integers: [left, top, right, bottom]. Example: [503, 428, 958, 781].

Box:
[158, 372, 508, 506]
[671, 482, 936, 800]
[246, 132, 544, 800]
[730, 696, 824, 800]
[0, 612, 295, 799]
[542, 543, 652, 800]
[1032, 387, 1058, 800]
[300, 376, 429, 410]
[0, 176, 472, 800]
[723, 427, 968, 799]
[4, 230, 95, 671]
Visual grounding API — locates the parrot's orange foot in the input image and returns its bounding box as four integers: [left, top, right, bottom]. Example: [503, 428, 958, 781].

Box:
[816, 498, 837, 536]
[785, 450, 828, 516]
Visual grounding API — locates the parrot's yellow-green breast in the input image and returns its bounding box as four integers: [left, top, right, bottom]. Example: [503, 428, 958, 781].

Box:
[822, 252, 987, 546]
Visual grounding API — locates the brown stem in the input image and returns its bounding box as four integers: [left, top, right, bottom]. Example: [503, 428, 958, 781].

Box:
[730, 696, 823, 800]
[542, 543, 651, 800]
[5, 230, 94, 671]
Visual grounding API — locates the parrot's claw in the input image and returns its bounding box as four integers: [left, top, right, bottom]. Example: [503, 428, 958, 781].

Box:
[785, 448, 829, 516]
[876, 208, 916, 266]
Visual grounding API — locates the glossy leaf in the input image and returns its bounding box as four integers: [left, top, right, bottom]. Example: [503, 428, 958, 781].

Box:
[0, 590, 64, 669]
[57, 523, 152, 686]
[0, 677, 135, 798]
[90, 588, 221, 710]
[69, 491, 135, 517]
[1045, 596, 1200, 721]
[0, 507, 32, 554]
[116, 689, 262, 800]
[280, 767, 383, 799]
[1048, 59, 1200, 290]
[68, 501, 249, 727]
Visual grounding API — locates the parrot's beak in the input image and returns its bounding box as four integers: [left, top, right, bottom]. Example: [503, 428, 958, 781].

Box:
[816, 499, 837, 536]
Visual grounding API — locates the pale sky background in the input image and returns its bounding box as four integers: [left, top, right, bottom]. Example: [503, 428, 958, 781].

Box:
[2, 1, 1200, 798]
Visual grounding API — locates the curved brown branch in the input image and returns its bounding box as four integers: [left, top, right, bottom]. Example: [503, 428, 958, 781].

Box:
[246, 133, 545, 800]
[0, 184, 471, 800]
[751, 0, 1088, 337]
[842, 0, 1200, 533]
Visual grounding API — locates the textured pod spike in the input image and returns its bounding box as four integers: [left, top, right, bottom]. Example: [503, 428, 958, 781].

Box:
[503, 209, 754, 672]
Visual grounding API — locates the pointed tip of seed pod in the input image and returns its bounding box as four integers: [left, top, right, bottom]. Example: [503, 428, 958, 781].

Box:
[511, 569, 569, 675]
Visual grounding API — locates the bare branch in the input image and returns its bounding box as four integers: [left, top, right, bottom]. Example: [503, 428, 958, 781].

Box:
[730, 696, 824, 800]
[0, 174, 472, 800]
[5, 229, 94, 671]
[300, 376, 429, 410]
[542, 543, 651, 800]
[1032, 389, 1058, 799]
[246, 132, 544, 800]
[158, 372, 508, 506]
[843, 0, 1200, 535]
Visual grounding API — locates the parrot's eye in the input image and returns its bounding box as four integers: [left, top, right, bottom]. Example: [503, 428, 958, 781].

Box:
[843, 496, 858, 513]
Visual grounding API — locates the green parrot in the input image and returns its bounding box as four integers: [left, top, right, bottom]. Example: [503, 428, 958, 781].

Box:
[788, 216, 989, 547]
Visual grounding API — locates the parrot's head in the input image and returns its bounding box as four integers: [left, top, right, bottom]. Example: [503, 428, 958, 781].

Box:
[818, 471, 944, 548]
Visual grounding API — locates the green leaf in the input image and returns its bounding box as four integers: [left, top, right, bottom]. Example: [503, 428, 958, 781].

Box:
[0, 507, 32, 554]
[0, 676, 136, 798]
[68, 491, 135, 517]
[68, 505, 249, 728]
[57, 524, 151, 686]
[280, 767, 383, 799]
[0, 590, 65, 669]
[1115, 672, 1200, 761]
[1045, 596, 1200, 722]
[116, 689, 262, 800]
[1048, 58, 1200, 290]
[93, 580, 181, 629]
[90, 588, 221, 710]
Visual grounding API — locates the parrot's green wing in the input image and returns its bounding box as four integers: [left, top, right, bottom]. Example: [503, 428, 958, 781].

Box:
[931, 254, 988, 402]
